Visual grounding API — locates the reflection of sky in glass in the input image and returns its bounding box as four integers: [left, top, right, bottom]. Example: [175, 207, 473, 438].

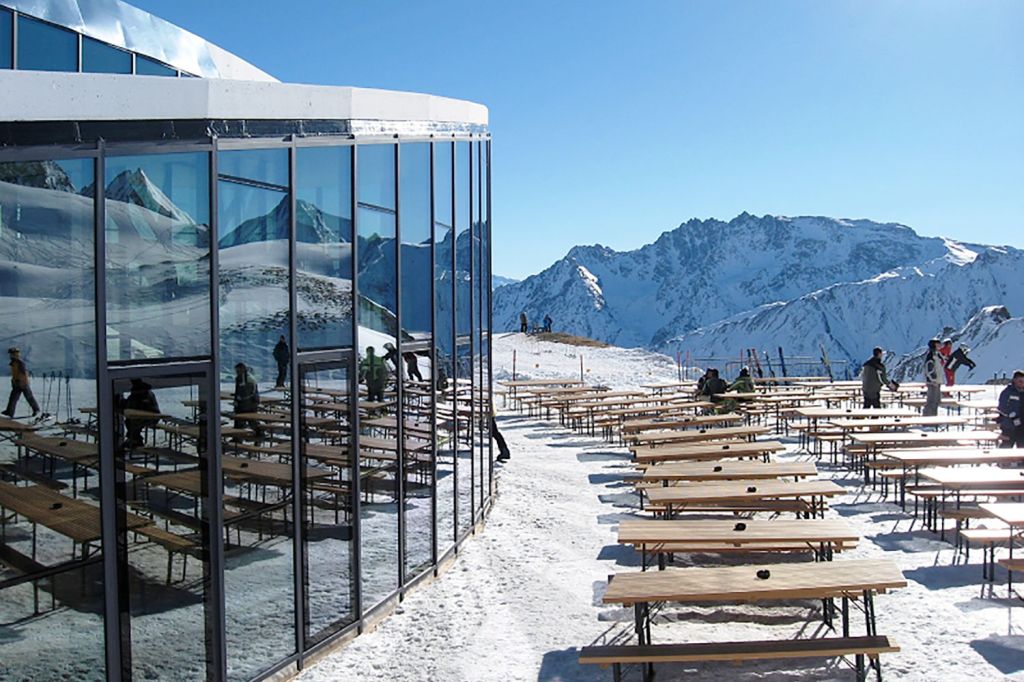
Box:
[357, 144, 395, 210]
[219, 148, 288, 187]
[217, 181, 284, 238]
[455, 141, 470, 234]
[105, 152, 210, 226]
[297, 146, 352, 223]
[357, 206, 395, 240]
[434, 142, 453, 227]
[400, 143, 431, 245]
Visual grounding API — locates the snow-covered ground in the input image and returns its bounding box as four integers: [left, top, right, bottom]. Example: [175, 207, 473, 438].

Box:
[300, 333, 1022, 682]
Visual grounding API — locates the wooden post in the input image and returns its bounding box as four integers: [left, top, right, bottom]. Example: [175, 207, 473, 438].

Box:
[512, 349, 517, 382]
[580, 354, 584, 382]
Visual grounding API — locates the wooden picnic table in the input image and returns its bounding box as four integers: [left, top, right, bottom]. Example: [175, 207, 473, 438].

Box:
[0, 416, 40, 434]
[640, 460, 817, 483]
[621, 413, 743, 436]
[879, 447, 1024, 507]
[632, 424, 771, 448]
[979, 503, 1024, 584]
[849, 430, 1000, 451]
[632, 440, 786, 465]
[826, 415, 970, 430]
[618, 518, 859, 567]
[645, 479, 844, 518]
[602, 558, 906, 652]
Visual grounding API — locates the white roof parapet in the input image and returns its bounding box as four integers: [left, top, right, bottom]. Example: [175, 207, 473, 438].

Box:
[0, 0, 277, 81]
[0, 70, 489, 127]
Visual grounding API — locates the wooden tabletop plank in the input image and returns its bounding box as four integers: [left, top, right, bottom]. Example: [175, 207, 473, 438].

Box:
[618, 518, 859, 545]
[603, 558, 906, 605]
[980, 503, 1024, 527]
[633, 440, 785, 464]
[645, 479, 843, 505]
[632, 425, 771, 447]
[640, 460, 817, 482]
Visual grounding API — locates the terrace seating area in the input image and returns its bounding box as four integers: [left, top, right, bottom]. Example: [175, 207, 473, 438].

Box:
[498, 373, 1015, 680]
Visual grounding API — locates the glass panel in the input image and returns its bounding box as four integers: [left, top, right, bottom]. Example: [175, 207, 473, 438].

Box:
[473, 142, 486, 514]
[399, 143, 433, 578]
[16, 16, 77, 72]
[217, 148, 296, 680]
[111, 370, 212, 679]
[0, 8, 12, 70]
[454, 141, 473, 535]
[295, 146, 353, 351]
[82, 36, 131, 74]
[356, 143, 399, 610]
[105, 152, 210, 361]
[0, 158, 101, 679]
[482, 142, 493, 497]
[299, 358, 356, 646]
[136, 55, 177, 77]
[432, 142, 455, 553]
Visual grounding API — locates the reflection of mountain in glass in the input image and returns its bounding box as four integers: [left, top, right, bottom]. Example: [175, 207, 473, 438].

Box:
[219, 197, 351, 249]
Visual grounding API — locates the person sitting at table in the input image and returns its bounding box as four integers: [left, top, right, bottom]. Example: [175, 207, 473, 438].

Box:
[125, 378, 160, 448]
[997, 370, 1024, 449]
[698, 368, 729, 403]
[728, 366, 755, 394]
[359, 347, 387, 403]
[860, 346, 897, 409]
[233, 362, 260, 430]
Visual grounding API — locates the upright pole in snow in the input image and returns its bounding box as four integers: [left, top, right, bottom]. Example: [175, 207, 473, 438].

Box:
[512, 349, 517, 382]
[580, 355, 584, 383]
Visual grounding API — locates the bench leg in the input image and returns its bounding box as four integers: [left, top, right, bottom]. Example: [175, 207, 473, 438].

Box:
[855, 653, 866, 681]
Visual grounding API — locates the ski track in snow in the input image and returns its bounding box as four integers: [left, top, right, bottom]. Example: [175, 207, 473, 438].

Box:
[300, 335, 1021, 682]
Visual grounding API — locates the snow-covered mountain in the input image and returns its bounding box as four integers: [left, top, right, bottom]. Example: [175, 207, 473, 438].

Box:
[494, 213, 984, 348]
[494, 213, 1019, 370]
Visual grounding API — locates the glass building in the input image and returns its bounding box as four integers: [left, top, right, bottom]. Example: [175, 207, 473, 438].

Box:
[0, 1, 493, 680]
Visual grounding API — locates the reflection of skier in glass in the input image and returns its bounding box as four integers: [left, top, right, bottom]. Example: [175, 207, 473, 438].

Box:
[273, 335, 290, 388]
[125, 378, 160, 447]
[543, 314, 552, 333]
[3, 348, 39, 418]
[403, 351, 424, 382]
[519, 312, 528, 333]
[233, 362, 260, 429]
[360, 347, 387, 402]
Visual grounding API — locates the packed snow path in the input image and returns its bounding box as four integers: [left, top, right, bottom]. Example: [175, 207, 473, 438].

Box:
[298, 411, 1024, 681]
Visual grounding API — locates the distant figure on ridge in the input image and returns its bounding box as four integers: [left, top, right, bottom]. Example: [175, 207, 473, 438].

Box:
[3, 347, 39, 418]
[729, 366, 755, 394]
[519, 312, 528, 333]
[543, 314, 553, 333]
[273, 334, 290, 388]
[997, 370, 1024, 448]
[922, 338, 943, 416]
[938, 338, 954, 386]
[860, 347, 897, 409]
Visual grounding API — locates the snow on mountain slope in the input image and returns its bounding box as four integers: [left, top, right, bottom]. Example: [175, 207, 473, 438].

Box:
[666, 247, 1024, 373]
[889, 305, 1024, 383]
[494, 213, 981, 348]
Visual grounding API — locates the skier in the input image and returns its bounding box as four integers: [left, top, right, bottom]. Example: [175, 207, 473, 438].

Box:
[729, 367, 755, 394]
[543, 314, 552, 333]
[359, 346, 387, 403]
[997, 370, 1024, 448]
[922, 339, 943, 416]
[232, 362, 260, 429]
[938, 338, 954, 386]
[273, 334, 290, 388]
[519, 312, 528, 333]
[946, 345, 976, 383]
[860, 347, 897, 409]
[124, 378, 160, 448]
[3, 347, 39, 418]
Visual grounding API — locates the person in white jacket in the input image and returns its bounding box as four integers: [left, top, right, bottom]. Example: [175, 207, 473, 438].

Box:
[922, 338, 943, 416]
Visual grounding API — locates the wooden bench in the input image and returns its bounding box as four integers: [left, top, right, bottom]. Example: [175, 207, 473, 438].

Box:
[133, 524, 198, 584]
[959, 527, 1014, 579]
[997, 558, 1024, 590]
[579, 635, 898, 681]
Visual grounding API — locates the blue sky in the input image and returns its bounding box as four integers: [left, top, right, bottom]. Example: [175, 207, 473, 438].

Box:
[132, 0, 1023, 279]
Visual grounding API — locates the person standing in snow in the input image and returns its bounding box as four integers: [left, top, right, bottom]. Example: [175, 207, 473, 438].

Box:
[861, 347, 896, 409]
[938, 338, 955, 386]
[3, 347, 39, 418]
[922, 338, 943, 416]
[273, 334, 290, 388]
[997, 370, 1024, 448]
[360, 346, 387, 403]
[519, 312, 528, 333]
[403, 351, 424, 382]
[543, 314, 552, 333]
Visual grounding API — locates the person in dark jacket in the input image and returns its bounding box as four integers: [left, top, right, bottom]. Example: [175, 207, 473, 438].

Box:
[923, 338, 943, 416]
[519, 312, 528, 333]
[233, 362, 260, 429]
[273, 335, 290, 388]
[403, 351, 424, 382]
[997, 370, 1024, 449]
[359, 347, 387, 403]
[3, 347, 39, 418]
[699, 368, 729, 402]
[543, 314, 552, 333]
[861, 347, 896, 409]
[125, 378, 160, 447]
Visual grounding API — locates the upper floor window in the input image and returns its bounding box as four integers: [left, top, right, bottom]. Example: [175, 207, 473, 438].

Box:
[136, 55, 177, 77]
[17, 15, 77, 72]
[0, 8, 12, 69]
[83, 36, 132, 74]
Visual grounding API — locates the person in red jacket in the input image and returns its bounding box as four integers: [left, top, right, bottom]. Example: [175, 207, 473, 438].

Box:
[938, 338, 954, 386]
